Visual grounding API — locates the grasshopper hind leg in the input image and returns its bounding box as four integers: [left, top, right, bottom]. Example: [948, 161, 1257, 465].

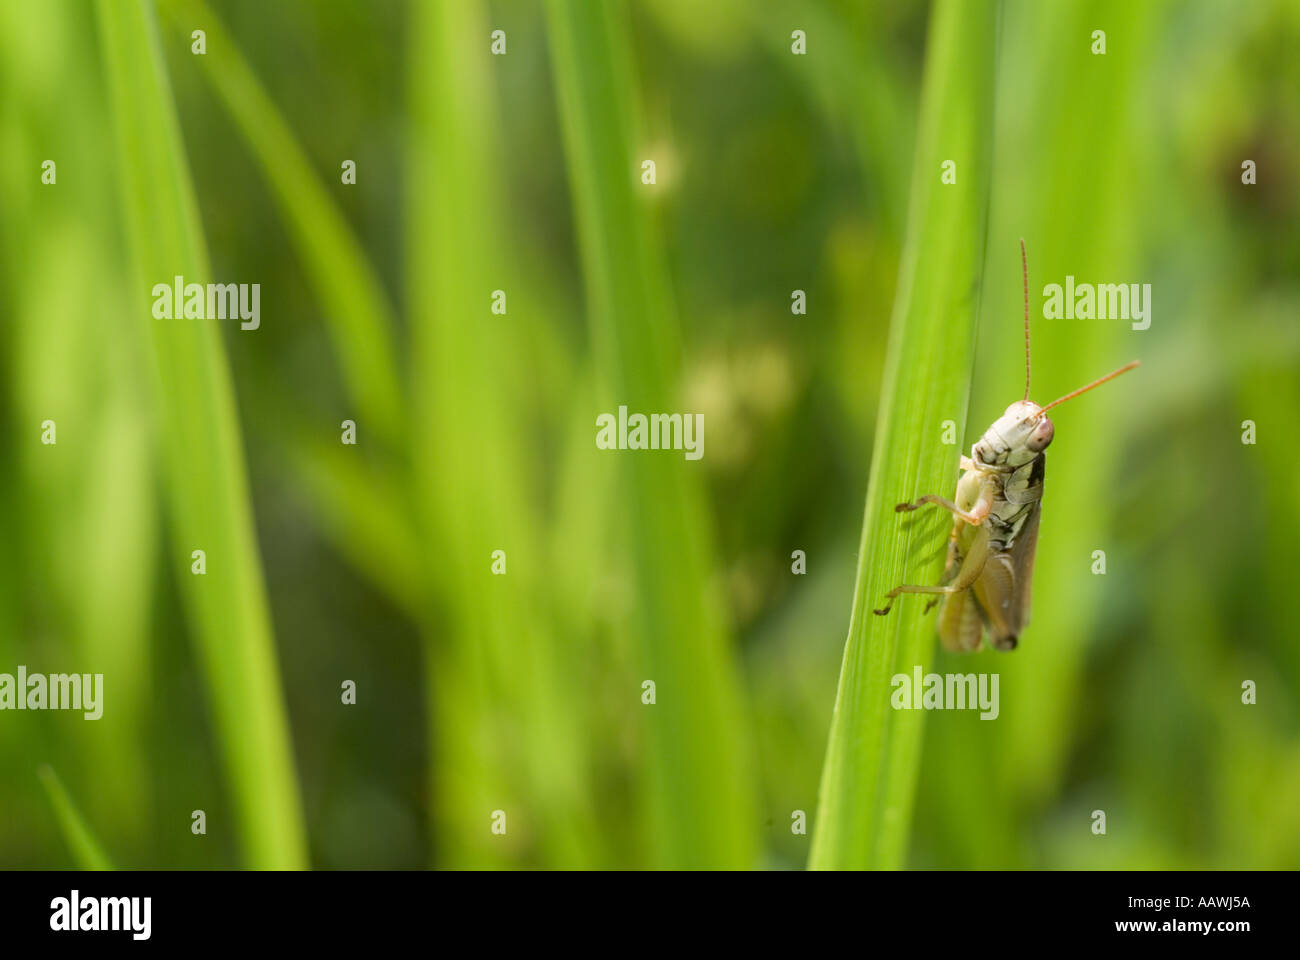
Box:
[937, 588, 985, 653]
[872, 527, 990, 618]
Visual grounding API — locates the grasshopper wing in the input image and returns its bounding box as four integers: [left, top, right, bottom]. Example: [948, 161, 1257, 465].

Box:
[971, 501, 1040, 650]
[1006, 500, 1041, 634]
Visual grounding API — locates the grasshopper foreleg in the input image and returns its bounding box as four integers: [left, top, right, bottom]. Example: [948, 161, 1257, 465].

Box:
[894, 468, 993, 522]
[894, 489, 992, 526]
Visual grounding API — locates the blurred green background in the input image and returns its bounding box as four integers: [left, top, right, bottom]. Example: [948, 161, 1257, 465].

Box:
[1, 0, 1297, 869]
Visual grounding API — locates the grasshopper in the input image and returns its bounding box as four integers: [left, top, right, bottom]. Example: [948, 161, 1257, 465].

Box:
[872, 240, 1139, 652]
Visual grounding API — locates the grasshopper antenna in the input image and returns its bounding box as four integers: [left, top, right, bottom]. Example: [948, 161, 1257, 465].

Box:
[1037, 360, 1141, 415]
[1020, 238, 1031, 402]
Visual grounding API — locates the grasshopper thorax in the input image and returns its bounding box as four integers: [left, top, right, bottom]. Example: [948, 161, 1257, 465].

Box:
[972, 400, 1054, 470]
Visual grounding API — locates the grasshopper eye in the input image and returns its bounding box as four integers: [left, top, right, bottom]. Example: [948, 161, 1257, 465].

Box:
[1027, 416, 1054, 452]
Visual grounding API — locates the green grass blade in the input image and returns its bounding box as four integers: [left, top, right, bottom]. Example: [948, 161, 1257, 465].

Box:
[545, 0, 757, 867]
[158, 0, 404, 448]
[409, 0, 600, 867]
[808, 0, 998, 870]
[0, 0, 156, 847]
[38, 767, 114, 870]
[95, 0, 307, 869]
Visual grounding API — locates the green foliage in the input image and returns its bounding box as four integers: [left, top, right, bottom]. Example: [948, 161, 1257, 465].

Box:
[160, 0, 405, 449]
[94, 0, 306, 869]
[0, 0, 1296, 871]
[546, 0, 757, 867]
[409, 0, 599, 868]
[39, 767, 114, 870]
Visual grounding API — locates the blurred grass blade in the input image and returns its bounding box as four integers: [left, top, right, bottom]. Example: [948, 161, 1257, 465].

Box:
[288, 437, 423, 620]
[2, 0, 156, 847]
[809, 0, 997, 870]
[545, 0, 757, 867]
[95, 0, 307, 868]
[158, 0, 404, 449]
[39, 767, 114, 870]
[410, 0, 599, 867]
[748, 0, 917, 237]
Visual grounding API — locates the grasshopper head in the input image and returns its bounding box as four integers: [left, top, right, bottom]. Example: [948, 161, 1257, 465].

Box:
[973, 401, 1054, 469]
